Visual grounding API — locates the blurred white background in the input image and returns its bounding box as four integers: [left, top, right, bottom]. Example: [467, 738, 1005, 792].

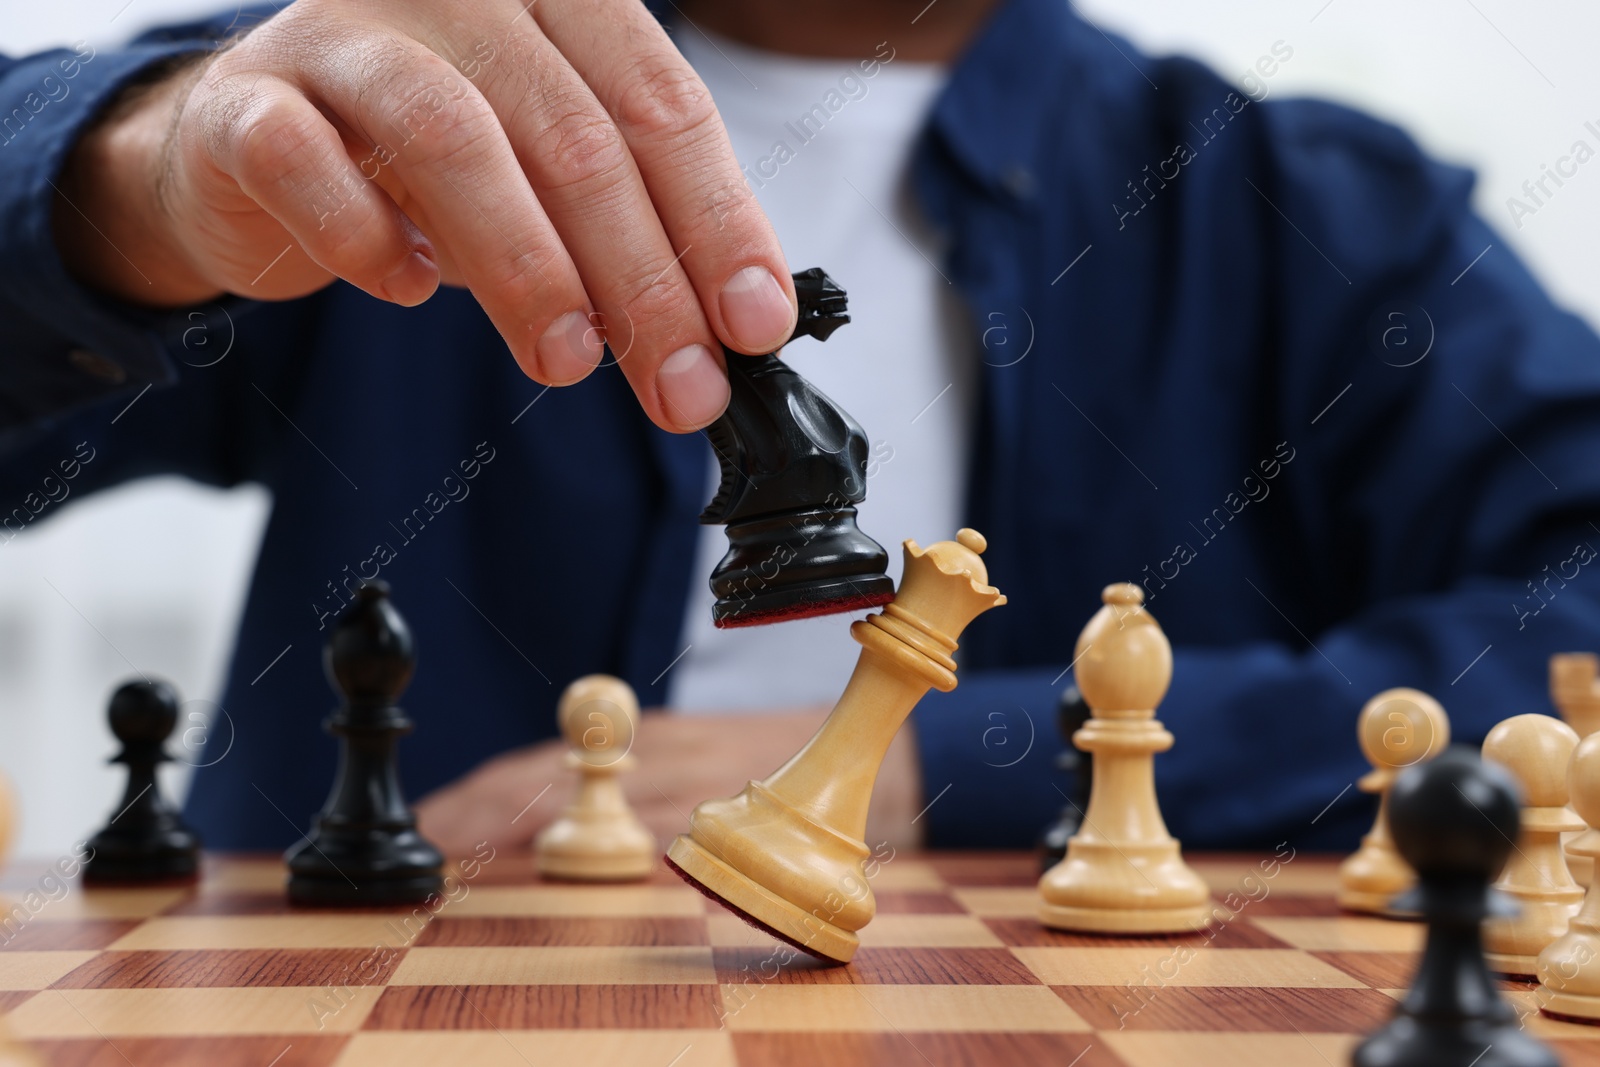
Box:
[1, 0, 1596, 856]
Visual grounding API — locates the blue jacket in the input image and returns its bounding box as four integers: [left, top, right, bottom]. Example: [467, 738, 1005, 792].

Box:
[3, 0, 1599, 853]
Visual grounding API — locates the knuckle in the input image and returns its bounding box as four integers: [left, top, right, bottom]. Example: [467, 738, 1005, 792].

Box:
[616, 260, 688, 326]
[479, 245, 565, 315]
[485, 268, 545, 321]
[611, 55, 716, 143]
[676, 174, 760, 239]
[364, 51, 496, 168]
[195, 85, 386, 271]
[532, 98, 628, 190]
[312, 204, 389, 274]
[346, 30, 420, 103]
[232, 100, 321, 187]
[190, 69, 268, 163]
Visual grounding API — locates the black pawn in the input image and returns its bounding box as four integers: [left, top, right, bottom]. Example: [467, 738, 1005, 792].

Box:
[1039, 685, 1093, 873]
[1352, 746, 1558, 1067]
[83, 679, 201, 884]
[286, 582, 443, 906]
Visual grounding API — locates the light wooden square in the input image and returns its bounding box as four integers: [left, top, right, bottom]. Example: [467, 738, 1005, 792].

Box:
[1253, 917, 1423, 952]
[1014, 947, 1366, 988]
[864, 862, 945, 891]
[0, 889, 188, 921]
[950, 888, 1037, 917]
[1103, 1031, 1358, 1067]
[7, 986, 381, 1037]
[856, 915, 1004, 949]
[706, 914, 784, 949]
[717, 984, 1090, 1033]
[109, 915, 415, 951]
[391, 946, 717, 985]
[446, 886, 705, 917]
[334, 1030, 735, 1067]
[1189, 858, 1337, 898]
[0, 952, 96, 990]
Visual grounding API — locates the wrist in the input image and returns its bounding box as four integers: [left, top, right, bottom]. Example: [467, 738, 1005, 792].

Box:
[52, 56, 222, 308]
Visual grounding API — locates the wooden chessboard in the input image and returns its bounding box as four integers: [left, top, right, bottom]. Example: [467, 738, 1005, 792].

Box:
[0, 851, 1597, 1066]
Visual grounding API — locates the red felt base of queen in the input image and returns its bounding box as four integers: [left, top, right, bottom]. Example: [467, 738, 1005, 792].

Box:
[663, 852, 843, 965]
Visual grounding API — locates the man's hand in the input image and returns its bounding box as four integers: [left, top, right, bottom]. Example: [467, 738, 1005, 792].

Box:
[53, 0, 797, 431]
[414, 708, 925, 858]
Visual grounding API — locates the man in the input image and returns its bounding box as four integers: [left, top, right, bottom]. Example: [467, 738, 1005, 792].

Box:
[3, 0, 1598, 858]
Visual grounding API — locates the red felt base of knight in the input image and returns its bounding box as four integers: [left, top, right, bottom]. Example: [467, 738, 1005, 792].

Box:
[663, 853, 843, 965]
[711, 590, 895, 629]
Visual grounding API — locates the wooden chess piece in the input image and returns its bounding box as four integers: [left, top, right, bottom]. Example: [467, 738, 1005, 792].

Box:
[0, 764, 16, 872]
[536, 675, 655, 882]
[1537, 731, 1600, 1021]
[1553, 654, 1600, 738]
[1037, 584, 1211, 934]
[0, 1025, 40, 1067]
[1483, 713, 1583, 976]
[286, 582, 444, 906]
[1338, 688, 1450, 915]
[1038, 685, 1092, 874]
[82, 679, 201, 884]
[1552, 653, 1600, 887]
[667, 529, 1006, 963]
[700, 268, 893, 628]
[1353, 746, 1558, 1067]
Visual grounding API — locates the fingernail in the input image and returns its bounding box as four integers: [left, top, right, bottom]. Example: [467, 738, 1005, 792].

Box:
[380, 251, 439, 306]
[657, 344, 729, 429]
[719, 266, 794, 353]
[536, 310, 605, 384]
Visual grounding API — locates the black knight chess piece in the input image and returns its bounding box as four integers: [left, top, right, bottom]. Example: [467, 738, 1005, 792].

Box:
[83, 679, 201, 884]
[1039, 685, 1093, 873]
[287, 582, 444, 906]
[700, 267, 894, 628]
[1352, 745, 1559, 1067]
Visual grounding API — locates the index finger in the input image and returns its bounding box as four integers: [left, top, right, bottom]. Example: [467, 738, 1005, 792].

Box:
[536, 0, 797, 356]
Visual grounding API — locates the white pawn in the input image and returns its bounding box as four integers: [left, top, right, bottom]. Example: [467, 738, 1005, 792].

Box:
[1538, 731, 1600, 1020]
[1552, 654, 1600, 888]
[1484, 713, 1584, 976]
[1338, 689, 1450, 915]
[535, 675, 655, 882]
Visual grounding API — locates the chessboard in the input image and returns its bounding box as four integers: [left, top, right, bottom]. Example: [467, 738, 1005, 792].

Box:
[0, 851, 1597, 1067]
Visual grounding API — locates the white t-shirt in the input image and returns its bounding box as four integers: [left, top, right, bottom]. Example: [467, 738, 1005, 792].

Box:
[668, 28, 975, 712]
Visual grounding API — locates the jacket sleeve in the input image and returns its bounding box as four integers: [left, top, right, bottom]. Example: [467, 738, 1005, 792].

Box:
[913, 98, 1600, 854]
[0, 8, 282, 443]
